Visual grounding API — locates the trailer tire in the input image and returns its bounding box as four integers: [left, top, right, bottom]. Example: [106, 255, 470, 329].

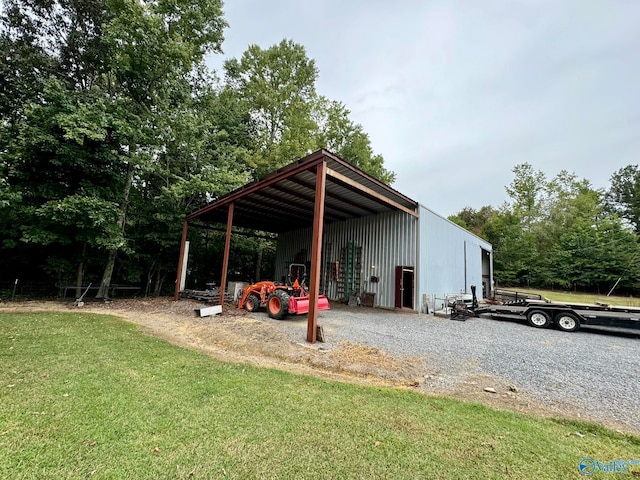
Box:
[555, 312, 580, 332]
[244, 294, 261, 312]
[267, 290, 290, 320]
[527, 310, 551, 328]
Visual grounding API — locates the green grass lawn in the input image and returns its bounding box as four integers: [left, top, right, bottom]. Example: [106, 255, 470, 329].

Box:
[1, 312, 638, 479]
[500, 287, 640, 307]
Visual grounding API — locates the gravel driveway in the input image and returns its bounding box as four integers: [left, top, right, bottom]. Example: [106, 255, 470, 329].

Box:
[263, 305, 640, 435]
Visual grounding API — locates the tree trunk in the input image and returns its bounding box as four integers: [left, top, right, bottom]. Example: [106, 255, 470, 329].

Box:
[96, 250, 117, 299]
[153, 267, 165, 296]
[153, 260, 162, 296]
[96, 162, 134, 298]
[145, 258, 157, 297]
[75, 242, 87, 299]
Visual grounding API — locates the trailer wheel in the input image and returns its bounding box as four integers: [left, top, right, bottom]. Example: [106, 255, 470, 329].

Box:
[267, 290, 290, 320]
[527, 310, 551, 328]
[555, 312, 580, 332]
[244, 294, 261, 312]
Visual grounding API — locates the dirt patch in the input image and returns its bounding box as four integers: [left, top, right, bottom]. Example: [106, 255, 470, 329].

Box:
[0, 297, 632, 435]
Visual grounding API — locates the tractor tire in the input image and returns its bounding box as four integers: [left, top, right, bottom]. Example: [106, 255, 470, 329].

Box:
[267, 290, 290, 320]
[555, 312, 580, 332]
[244, 294, 261, 313]
[527, 309, 551, 328]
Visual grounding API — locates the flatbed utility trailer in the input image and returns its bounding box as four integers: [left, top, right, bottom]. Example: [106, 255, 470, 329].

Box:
[473, 299, 640, 332]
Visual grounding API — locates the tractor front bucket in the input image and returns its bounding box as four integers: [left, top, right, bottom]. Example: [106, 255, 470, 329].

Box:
[288, 294, 330, 315]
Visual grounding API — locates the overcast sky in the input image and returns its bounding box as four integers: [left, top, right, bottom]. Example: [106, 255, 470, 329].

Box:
[208, 0, 640, 217]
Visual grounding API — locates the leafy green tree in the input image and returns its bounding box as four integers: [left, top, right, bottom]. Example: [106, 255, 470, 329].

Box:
[545, 171, 600, 229]
[504, 163, 546, 230]
[548, 215, 639, 293]
[596, 217, 640, 294]
[224, 40, 396, 184]
[224, 39, 318, 177]
[448, 205, 497, 239]
[1, 73, 126, 295]
[482, 209, 526, 287]
[131, 81, 252, 295]
[531, 171, 602, 288]
[485, 164, 549, 287]
[92, 0, 227, 297]
[605, 165, 640, 234]
[312, 97, 395, 184]
[0, 0, 228, 296]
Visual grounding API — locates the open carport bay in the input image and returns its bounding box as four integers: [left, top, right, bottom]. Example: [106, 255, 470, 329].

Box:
[262, 305, 640, 435]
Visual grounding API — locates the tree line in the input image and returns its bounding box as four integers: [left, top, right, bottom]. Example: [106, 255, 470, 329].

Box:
[449, 164, 640, 295]
[0, 0, 393, 298]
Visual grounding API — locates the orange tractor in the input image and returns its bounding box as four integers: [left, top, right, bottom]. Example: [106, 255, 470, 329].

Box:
[237, 263, 330, 319]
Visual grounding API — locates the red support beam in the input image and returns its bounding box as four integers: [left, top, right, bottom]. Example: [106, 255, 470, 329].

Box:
[307, 160, 327, 343]
[219, 203, 234, 306]
[173, 220, 189, 301]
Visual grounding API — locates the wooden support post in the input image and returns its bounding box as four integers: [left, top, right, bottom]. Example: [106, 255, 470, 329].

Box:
[307, 160, 327, 343]
[174, 220, 189, 301]
[219, 203, 234, 306]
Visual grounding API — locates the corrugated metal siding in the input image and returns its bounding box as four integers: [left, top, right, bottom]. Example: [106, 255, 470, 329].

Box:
[418, 205, 492, 309]
[275, 211, 418, 309]
[274, 205, 493, 313]
[465, 240, 483, 292]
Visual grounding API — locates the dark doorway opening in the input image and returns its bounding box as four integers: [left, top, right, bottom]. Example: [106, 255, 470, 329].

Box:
[481, 248, 492, 298]
[394, 266, 414, 309]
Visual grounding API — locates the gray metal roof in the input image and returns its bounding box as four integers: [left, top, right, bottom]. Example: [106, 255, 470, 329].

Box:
[187, 149, 419, 233]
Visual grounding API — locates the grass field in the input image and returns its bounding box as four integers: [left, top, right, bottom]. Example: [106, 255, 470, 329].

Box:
[501, 288, 640, 307]
[1, 311, 638, 479]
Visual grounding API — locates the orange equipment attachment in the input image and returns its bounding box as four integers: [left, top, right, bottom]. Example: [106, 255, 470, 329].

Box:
[288, 294, 330, 315]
